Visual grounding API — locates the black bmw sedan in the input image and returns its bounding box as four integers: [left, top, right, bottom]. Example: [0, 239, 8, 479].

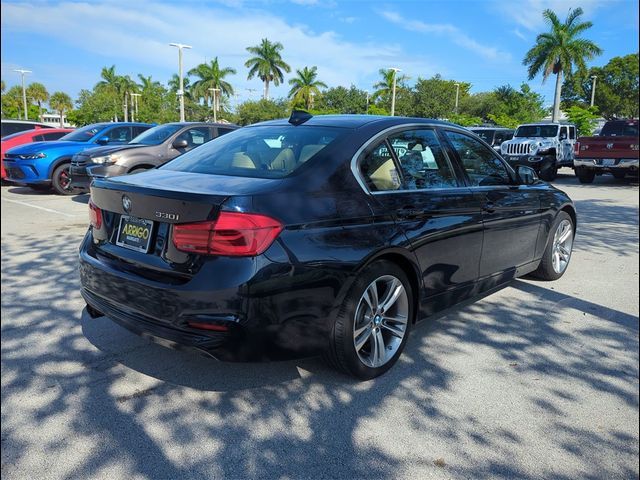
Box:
[79, 112, 576, 379]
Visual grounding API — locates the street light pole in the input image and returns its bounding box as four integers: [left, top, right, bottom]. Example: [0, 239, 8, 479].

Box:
[590, 75, 598, 107]
[454, 83, 460, 115]
[209, 87, 220, 123]
[389, 67, 401, 116]
[131, 93, 141, 122]
[14, 69, 31, 120]
[169, 42, 192, 122]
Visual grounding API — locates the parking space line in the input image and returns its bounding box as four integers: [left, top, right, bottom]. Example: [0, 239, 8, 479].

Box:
[1, 197, 84, 218]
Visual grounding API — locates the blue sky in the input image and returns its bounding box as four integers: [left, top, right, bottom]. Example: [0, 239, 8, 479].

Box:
[1, 0, 638, 109]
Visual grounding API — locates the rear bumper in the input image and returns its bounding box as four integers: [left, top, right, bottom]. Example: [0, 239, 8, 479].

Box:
[78, 231, 337, 359]
[574, 158, 639, 170]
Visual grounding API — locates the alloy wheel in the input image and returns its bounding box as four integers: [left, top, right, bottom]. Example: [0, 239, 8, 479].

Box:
[353, 275, 409, 368]
[552, 219, 573, 274]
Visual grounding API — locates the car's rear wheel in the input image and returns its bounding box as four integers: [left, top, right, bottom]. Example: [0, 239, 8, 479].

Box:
[576, 168, 595, 184]
[52, 163, 75, 195]
[532, 211, 574, 281]
[325, 260, 413, 379]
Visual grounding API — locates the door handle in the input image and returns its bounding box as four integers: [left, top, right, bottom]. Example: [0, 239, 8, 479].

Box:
[397, 206, 422, 219]
[483, 201, 496, 214]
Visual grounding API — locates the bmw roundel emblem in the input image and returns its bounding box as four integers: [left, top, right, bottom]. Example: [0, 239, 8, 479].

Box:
[122, 195, 132, 214]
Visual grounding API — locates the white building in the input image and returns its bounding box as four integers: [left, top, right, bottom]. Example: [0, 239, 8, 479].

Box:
[41, 113, 74, 127]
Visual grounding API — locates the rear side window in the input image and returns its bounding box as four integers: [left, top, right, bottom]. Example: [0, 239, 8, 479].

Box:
[445, 130, 512, 186]
[600, 122, 639, 137]
[161, 125, 346, 178]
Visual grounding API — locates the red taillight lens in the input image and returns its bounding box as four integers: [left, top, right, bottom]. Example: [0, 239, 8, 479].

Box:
[172, 211, 283, 256]
[89, 199, 102, 229]
[187, 322, 229, 332]
[574, 142, 580, 155]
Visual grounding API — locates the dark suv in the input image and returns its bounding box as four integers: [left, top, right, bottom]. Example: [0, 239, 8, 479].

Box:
[70, 122, 238, 190]
[468, 127, 514, 151]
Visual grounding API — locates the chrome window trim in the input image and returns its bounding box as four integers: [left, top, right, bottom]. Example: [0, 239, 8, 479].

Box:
[350, 122, 470, 196]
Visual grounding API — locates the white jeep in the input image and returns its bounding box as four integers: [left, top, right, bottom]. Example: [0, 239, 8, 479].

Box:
[500, 123, 577, 181]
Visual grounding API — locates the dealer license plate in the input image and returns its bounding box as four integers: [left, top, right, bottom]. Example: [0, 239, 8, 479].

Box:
[116, 215, 154, 253]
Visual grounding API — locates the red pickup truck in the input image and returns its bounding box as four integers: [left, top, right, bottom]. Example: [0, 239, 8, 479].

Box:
[574, 119, 639, 183]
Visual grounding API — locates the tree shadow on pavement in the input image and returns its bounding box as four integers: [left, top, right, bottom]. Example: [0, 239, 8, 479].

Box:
[1, 228, 638, 479]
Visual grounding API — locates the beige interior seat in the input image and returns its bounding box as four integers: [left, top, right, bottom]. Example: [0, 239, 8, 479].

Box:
[232, 152, 258, 169]
[369, 158, 400, 191]
[299, 144, 325, 164]
[270, 148, 296, 171]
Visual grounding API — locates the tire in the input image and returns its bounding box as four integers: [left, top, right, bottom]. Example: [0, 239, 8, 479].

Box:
[51, 163, 75, 195]
[531, 211, 574, 281]
[324, 260, 413, 380]
[577, 168, 595, 184]
[539, 159, 558, 181]
[612, 171, 626, 180]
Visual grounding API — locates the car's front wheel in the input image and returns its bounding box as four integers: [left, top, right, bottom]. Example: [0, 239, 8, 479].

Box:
[325, 260, 413, 380]
[52, 163, 75, 195]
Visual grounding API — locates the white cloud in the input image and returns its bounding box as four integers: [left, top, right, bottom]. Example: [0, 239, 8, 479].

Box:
[378, 10, 509, 61]
[495, 0, 607, 32]
[1, 1, 444, 98]
[512, 29, 527, 41]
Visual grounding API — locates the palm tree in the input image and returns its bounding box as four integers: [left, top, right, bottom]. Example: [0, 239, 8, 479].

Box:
[26, 82, 49, 121]
[372, 68, 409, 112]
[287, 66, 327, 109]
[137, 74, 162, 91]
[523, 7, 602, 122]
[119, 75, 139, 121]
[188, 57, 236, 111]
[49, 92, 73, 127]
[245, 39, 291, 100]
[96, 65, 123, 121]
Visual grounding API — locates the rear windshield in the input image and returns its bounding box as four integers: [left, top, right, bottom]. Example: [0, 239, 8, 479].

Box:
[161, 125, 347, 178]
[515, 125, 558, 137]
[130, 124, 183, 145]
[59, 124, 105, 142]
[600, 122, 639, 137]
[470, 129, 495, 143]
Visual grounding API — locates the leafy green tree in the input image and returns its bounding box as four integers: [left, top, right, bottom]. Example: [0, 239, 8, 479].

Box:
[26, 82, 49, 121]
[562, 53, 639, 119]
[1, 85, 23, 119]
[449, 113, 483, 127]
[95, 65, 123, 120]
[523, 7, 602, 122]
[565, 105, 600, 136]
[1, 80, 5, 93]
[188, 57, 236, 110]
[49, 91, 73, 127]
[315, 85, 369, 114]
[412, 75, 470, 119]
[235, 99, 288, 125]
[485, 84, 546, 127]
[287, 66, 327, 109]
[245, 39, 291, 100]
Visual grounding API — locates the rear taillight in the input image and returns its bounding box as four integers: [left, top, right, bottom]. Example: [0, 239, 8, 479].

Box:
[89, 199, 102, 229]
[172, 211, 283, 256]
[574, 142, 580, 155]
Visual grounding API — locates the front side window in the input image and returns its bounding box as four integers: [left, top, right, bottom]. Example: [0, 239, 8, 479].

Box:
[177, 127, 212, 149]
[161, 125, 346, 178]
[445, 130, 512, 186]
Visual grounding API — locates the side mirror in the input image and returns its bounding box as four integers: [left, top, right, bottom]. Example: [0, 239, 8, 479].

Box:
[172, 139, 188, 149]
[517, 165, 538, 185]
[96, 136, 110, 145]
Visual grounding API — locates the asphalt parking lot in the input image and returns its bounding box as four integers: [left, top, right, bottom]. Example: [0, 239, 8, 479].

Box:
[1, 172, 638, 480]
